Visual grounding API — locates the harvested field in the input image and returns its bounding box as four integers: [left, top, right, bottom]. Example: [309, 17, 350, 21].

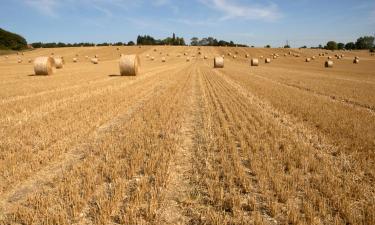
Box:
[0, 46, 374, 224]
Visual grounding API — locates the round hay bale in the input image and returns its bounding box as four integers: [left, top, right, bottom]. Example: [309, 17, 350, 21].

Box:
[151, 57, 155, 61]
[17, 59, 22, 63]
[327, 56, 332, 59]
[325, 60, 333, 68]
[227, 52, 231, 56]
[284, 53, 287, 56]
[91, 58, 99, 64]
[305, 58, 311, 62]
[245, 54, 249, 58]
[260, 56, 264, 59]
[233, 55, 237, 59]
[85, 56, 89, 59]
[28, 59, 32, 63]
[312, 56, 316, 60]
[119, 54, 140, 76]
[186, 57, 190, 62]
[73, 58, 78, 63]
[161, 57, 166, 62]
[146, 54, 150, 58]
[214, 57, 224, 68]
[251, 58, 259, 66]
[34, 56, 55, 75]
[273, 55, 277, 59]
[265, 58, 271, 63]
[116, 47, 120, 51]
[204, 56, 208, 59]
[154, 48, 157, 52]
[76, 54, 79, 57]
[353, 58, 359, 64]
[5, 56, 8, 59]
[54, 57, 64, 69]
[184, 52, 187, 56]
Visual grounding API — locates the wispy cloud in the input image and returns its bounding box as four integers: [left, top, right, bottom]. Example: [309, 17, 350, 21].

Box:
[200, 0, 282, 21]
[24, 0, 60, 17]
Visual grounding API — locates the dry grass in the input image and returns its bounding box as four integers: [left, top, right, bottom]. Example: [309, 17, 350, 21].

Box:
[0, 46, 374, 224]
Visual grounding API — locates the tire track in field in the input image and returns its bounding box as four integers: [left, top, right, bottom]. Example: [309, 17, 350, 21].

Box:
[158, 63, 196, 225]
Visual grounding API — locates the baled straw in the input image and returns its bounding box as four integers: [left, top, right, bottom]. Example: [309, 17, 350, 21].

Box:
[251, 58, 259, 66]
[119, 54, 140, 76]
[214, 56, 224, 68]
[34, 56, 55, 75]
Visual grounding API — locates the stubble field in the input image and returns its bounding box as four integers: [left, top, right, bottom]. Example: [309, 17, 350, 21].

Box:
[0, 46, 374, 225]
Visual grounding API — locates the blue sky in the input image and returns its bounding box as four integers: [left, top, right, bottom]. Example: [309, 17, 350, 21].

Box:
[1, 0, 374, 47]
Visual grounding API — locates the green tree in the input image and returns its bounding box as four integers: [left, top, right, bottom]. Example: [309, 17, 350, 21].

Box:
[190, 37, 199, 46]
[0, 28, 27, 50]
[337, 43, 345, 50]
[326, 41, 338, 50]
[127, 41, 135, 46]
[345, 42, 355, 50]
[355, 36, 374, 49]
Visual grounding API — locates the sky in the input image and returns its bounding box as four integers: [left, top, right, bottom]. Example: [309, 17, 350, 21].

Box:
[0, 0, 374, 47]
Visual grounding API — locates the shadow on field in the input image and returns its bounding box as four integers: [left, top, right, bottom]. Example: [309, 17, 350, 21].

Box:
[108, 74, 121, 77]
[27, 74, 49, 76]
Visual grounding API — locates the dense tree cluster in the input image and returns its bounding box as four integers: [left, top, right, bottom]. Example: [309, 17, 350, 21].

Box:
[323, 36, 374, 51]
[190, 37, 248, 47]
[0, 28, 27, 50]
[137, 34, 185, 45]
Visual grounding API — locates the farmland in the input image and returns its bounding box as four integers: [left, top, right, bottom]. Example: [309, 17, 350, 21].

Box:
[0, 46, 374, 224]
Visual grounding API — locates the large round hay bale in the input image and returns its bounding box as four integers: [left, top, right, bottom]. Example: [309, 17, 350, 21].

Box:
[251, 58, 259, 66]
[161, 57, 166, 62]
[34, 56, 55, 75]
[353, 58, 359, 64]
[305, 58, 311, 62]
[312, 56, 316, 60]
[265, 58, 271, 63]
[54, 57, 64, 69]
[325, 60, 333, 68]
[214, 57, 224, 68]
[119, 54, 140, 76]
[91, 58, 99, 64]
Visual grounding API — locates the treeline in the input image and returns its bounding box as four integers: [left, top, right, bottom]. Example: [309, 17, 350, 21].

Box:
[136, 34, 185, 45]
[0, 28, 28, 50]
[321, 36, 374, 51]
[30, 41, 136, 48]
[190, 37, 248, 47]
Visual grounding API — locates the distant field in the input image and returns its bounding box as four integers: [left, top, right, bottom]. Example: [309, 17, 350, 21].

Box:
[0, 46, 374, 225]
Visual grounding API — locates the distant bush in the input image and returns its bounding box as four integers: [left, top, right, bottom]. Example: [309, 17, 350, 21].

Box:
[265, 45, 271, 48]
[284, 45, 290, 48]
[325, 41, 338, 50]
[0, 28, 27, 50]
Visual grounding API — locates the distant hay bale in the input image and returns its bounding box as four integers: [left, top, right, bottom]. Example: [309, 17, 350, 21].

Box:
[184, 52, 187, 56]
[50, 53, 54, 56]
[17, 59, 22, 63]
[154, 48, 157, 52]
[28, 59, 32, 63]
[146, 54, 150, 58]
[94, 54, 99, 58]
[233, 55, 237, 59]
[227, 52, 231, 56]
[354, 56, 359, 60]
[34, 56, 55, 75]
[325, 60, 333, 68]
[327, 56, 332, 59]
[284, 53, 287, 56]
[214, 56, 224, 68]
[119, 54, 140, 76]
[151, 57, 155, 61]
[91, 58, 99, 64]
[353, 58, 359, 64]
[265, 58, 271, 63]
[260, 56, 264, 58]
[273, 55, 277, 59]
[73, 58, 78, 63]
[204, 56, 208, 59]
[54, 57, 64, 69]
[161, 57, 166, 62]
[251, 58, 259, 66]
[76, 54, 79, 57]
[85, 56, 89, 59]
[245, 54, 249, 58]
[5, 56, 8, 59]
[312, 56, 316, 60]
[117, 47, 120, 51]
[198, 51, 202, 55]
[305, 58, 311, 62]
[186, 57, 190, 62]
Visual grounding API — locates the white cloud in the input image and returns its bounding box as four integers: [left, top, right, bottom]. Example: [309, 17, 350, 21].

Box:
[200, 0, 282, 21]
